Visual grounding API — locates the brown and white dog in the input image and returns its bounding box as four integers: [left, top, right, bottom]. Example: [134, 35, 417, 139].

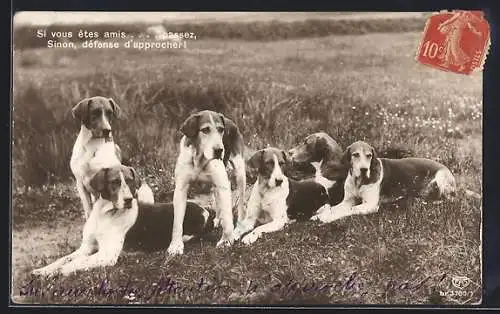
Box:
[287, 132, 346, 212]
[312, 141, 457, 223]
[167, 110, 246, 255]
[70, 96, 122, 219]
[233, 147, 329, 245]
[31, 165, 213, 277]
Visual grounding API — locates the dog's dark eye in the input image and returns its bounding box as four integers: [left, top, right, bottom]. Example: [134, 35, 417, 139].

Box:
[201, 127, 210, 134]
[266, 160, 274, 167]
[352, 153, 360, 158]
[105, 109, 113, 116]
[366, 154, 372, 158]
[217, 127, 224, 133]
[92, 110, 101, 117]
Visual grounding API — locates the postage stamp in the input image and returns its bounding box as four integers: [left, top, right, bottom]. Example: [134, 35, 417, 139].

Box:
[416, 10, 490, 75]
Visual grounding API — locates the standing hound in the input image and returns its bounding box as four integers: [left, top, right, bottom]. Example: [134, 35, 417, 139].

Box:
[287, 132, 346, 210]
[70, 96, 122, 219]
[167, 110, 246, 255]
[313, 141, 457, 223]
[233, 148, 329, 245]
[31, 165, 213, 277]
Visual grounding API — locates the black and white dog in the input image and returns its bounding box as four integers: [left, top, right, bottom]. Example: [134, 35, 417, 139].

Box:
[32, 164, 214, 277]
[232, 147, 329, 245]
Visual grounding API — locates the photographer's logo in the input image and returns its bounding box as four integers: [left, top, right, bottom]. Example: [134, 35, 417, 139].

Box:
[451, 276, 471, 290]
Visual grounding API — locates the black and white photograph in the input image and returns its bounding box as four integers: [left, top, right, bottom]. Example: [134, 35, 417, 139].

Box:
[12, 11, 483, 305]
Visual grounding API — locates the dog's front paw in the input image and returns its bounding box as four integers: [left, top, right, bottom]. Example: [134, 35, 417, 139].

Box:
[59, 266, 75, 277]
[241, 232, 259, 245]
[318, 213, 335, 224]
[310, 214, 321, 221]
[216, 237, 234, 248]
[167, 240, 184, 256]
[31, 268, 43, 276]
[31, 267, 53, 277]
[315, 204, 331, 215]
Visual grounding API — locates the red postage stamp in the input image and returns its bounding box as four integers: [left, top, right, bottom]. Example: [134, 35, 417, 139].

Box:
[416, 10, 490, 75]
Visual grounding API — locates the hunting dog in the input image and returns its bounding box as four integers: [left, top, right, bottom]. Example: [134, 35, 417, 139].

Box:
[70, 96, 122, 219]
[287, 132, 346, 208]
[312, 140, 457, 223]
[167, 110, 246, 255]
[233, 147, 329, 245]
[31, 165, 213, 277]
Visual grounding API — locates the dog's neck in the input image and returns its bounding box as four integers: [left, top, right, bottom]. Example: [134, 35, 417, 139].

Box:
[76, 124, 95, 147]
[310, 159, 336, 190]
[257, 176, 289, 197]
[93, 197, 138, 216]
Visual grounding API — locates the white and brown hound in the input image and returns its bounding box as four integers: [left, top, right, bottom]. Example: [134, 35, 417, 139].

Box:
[313, 141, 457, 223]
[70, 96, 123, 219]
[167, 110, 246, 255]
[233, 147, 329, 245]
[31, 165, 213, 277]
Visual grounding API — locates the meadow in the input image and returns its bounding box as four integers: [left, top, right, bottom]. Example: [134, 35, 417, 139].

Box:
[12, 16, 482, 305]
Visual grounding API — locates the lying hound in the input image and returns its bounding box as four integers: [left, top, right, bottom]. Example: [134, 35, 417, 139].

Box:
[313, 141, 457, 223]
[287, 132, 346, 207]
[70, 96, 122, 219]
[233, 147, 329, 245]
[31, 165, 214, 277]
[167, 110, 246, 255]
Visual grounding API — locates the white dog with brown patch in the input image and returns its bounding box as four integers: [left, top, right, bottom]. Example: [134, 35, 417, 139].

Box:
[313, 140, 457, 223]
[167, 110, 246, 255]
[31, 163, 211, 277]
[70, 96, 124, 219]
[233, 147, 329, 245]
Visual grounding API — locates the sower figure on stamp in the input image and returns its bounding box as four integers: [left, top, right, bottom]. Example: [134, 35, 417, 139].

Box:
[437, 11, 484, 71]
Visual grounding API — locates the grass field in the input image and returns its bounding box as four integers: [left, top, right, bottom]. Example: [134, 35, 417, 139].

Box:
[12, 17, 482, 305]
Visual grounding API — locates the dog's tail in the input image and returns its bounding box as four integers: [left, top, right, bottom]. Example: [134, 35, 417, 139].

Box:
[137, 182, 155, 205]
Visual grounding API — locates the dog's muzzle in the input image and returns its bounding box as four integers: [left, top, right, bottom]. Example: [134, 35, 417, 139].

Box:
[124, 197, 133, 208]
[213, 148, 224, 160]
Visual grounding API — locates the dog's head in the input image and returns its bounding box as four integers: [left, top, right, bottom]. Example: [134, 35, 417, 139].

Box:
[342, 141, 378, 181]
[72, 96, 121, 139]
[288, 132, 342, 164]
[180, 110, 227, 161]
[89, 165, 140, 210]
[248, 147, 288, 188]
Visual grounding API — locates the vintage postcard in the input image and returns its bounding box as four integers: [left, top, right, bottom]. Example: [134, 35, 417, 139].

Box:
[11, 11, 484, 305]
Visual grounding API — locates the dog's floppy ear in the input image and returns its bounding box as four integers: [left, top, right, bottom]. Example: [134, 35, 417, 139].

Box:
[108, 98, 121, 119]
[342, 145, 352, 167]
[369, 145, 378, 172]
[89, 168, 108, 193]
[72, 98, 92, 122]
[121, 165, 140, 189]
[218, 113, 226, 128]
[248, 150, 264, 170]
[280, 150, 288, 163]
[180, 113, 200, 138]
